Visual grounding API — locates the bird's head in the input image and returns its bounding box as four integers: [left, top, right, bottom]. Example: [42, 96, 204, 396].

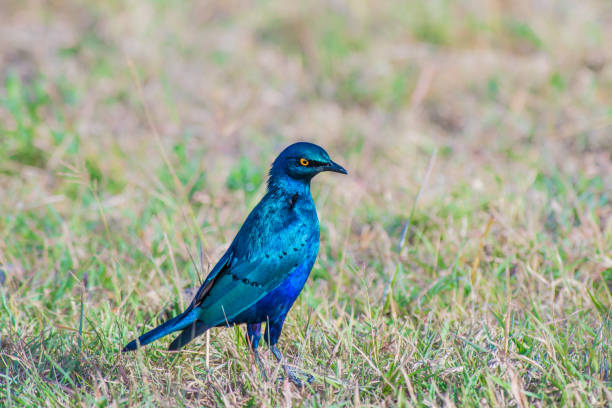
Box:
[269, 142, 347, 186]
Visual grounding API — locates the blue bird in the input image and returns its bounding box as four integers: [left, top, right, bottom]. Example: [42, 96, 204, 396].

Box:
[123, 142, 347, 386]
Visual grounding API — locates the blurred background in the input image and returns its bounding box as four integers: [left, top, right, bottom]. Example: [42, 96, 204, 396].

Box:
[2, 0, 610, 192]
[0, 0, 611, 405]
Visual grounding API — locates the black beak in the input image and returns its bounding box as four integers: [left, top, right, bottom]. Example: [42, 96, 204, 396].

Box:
[325, 160, 348, 175]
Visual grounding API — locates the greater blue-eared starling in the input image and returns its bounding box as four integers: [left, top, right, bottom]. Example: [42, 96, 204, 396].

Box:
[123, 142, 347, 385]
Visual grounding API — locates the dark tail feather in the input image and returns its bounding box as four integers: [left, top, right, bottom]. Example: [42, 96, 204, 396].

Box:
[122, 309, 199, 352]
[168, 321, 209, 351]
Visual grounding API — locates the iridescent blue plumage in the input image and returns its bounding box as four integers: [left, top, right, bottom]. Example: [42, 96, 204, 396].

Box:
[122, 142, 347, 385]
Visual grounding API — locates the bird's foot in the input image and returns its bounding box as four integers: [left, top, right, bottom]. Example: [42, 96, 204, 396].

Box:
[269, 345, 313, 387]
[282, 365, 314, 388]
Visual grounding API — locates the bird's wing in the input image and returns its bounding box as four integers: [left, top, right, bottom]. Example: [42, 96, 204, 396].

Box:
[184, 250, 234, 313]
[193, 233, 314, 326]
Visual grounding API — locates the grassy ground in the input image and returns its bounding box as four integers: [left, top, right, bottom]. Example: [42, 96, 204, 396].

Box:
[1, 0, 611, 406]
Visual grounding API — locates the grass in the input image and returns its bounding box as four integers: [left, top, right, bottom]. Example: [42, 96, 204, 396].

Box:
[1, 0, 611, 406]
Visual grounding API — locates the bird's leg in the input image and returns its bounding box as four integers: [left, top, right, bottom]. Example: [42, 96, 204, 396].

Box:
[265, 318, 314, 387]
[253, 349, 267, 380]
[270, 345, 314, 387]
[246, 323, 267, 380]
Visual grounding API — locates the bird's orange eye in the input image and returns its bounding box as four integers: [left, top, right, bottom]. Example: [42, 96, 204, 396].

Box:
[300, 158, 309, 166]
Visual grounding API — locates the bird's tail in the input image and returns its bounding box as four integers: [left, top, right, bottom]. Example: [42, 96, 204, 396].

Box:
[168, 320, 209, 351]
[122, 308, 199, 352]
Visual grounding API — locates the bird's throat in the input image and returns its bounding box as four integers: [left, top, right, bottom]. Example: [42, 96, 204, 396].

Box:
[267, 174, 311, 196]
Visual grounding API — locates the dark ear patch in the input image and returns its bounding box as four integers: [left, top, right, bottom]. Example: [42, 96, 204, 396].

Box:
[289, 193, 299, 210]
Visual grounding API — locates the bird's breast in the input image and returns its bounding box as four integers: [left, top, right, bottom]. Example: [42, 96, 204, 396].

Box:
[233, 190, 319, 260]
